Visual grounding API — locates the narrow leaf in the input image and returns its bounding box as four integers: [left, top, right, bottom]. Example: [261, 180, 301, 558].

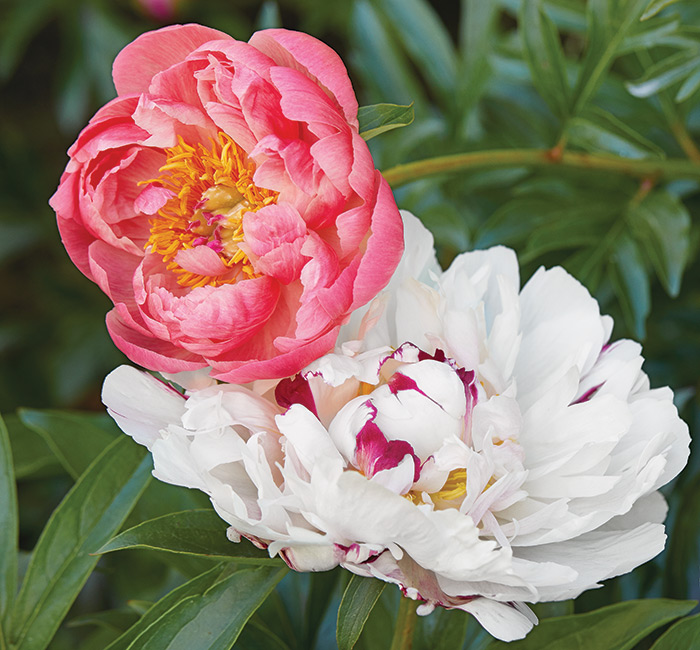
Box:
[358, 103, 414, 140]
[236, 619, 292, 650]
[97, 509, 282, 565]
[675, 65, 700, 102]
[304, 569, 342, 649]
[0, 415, 18, 628]
[626, 50, 700, 98]
[5, 414, 62, 480]
[8, 437, 151, 650]
[567, 107, 666, 159]
[610, 235, 651, 339]
[627, 190, 691, 296]
[18, 409, 118, 480]
[520, 0, 571, 118]
[487, 599, 696, 650]
[572, 0, 650, 113]
[120, 566, 286, 650]
[377, 0, 458, 102]
[337, 575, 386, 650]
[651, 612, 700, 649]
[641, 0, 682, 20]
[351, 1, 426, 108]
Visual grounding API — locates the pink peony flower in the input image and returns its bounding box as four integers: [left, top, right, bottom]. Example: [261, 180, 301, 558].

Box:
[50, 24, 403, 382]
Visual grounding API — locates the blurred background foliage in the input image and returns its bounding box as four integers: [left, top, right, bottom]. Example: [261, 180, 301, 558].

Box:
[1, 0, 700, 648]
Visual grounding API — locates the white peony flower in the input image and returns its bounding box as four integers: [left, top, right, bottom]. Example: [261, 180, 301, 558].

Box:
[102, 213, 690, 642]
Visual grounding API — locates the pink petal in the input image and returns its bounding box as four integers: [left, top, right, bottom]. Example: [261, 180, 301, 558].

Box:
[174, 245, 230, 276]
[113, 24, 229, 96]
[134, 183, 173, 215]
[249, 29, 359, 128]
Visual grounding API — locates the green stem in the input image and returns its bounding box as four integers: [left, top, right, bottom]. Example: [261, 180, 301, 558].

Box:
[382, 148, 700, 189]
[389, 597, 419, 650]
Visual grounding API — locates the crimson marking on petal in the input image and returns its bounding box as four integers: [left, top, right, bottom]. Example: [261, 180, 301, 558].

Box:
[275, 373, 319, 417]
[388, 372, 420, 395]
[355, 420, 420, 482]
[572, 383, 603, 405]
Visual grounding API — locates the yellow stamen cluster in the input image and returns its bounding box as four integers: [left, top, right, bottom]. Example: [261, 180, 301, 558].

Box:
[143, 133, 278, 289]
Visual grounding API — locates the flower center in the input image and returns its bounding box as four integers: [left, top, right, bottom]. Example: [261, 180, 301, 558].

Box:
[144, 133, 278, 288]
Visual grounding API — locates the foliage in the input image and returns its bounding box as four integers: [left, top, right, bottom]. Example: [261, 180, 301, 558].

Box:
[1, 0, 700, 648]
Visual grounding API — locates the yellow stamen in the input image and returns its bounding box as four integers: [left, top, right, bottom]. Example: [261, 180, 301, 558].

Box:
[143, 133, 278, 288]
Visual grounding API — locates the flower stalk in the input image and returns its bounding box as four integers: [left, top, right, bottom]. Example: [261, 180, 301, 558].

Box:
[389, 597, 419, 650]
[382, 148, 700, 188]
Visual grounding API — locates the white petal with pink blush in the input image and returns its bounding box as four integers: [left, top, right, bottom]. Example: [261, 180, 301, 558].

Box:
[102, 212, 690, 642]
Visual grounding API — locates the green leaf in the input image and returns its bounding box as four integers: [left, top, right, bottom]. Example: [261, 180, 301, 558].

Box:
[417, 607, 470, 650]
[114, 565, 286, 650]
[67, 609, 140, 633]
[520, 0, 571, 119]
[618, 15, 681, 55]
[8, 437, 151, 650]
[4, 414, 62, 479]
[458, 0, 498, 122]
[236, 619, 292, 650]
[567, 107, 666, 159]
[627, 190, 691, 296]
[487, 599, 696, 650]
[572, 0, 650, 114]
[337, 575, 386, 650]
[651, 612, 700, 649]
[358, 103, 414, 141]
[610, 235, 651, 339]
[641, 0, 682, 20]
[304, 569, 341, 649]
[0, 415, 18, 630]
[96, 509, 283, 565]
[376, 0, 459, 103]
[675, 65, 700, 102]
[626, 50, 700, 98]
[351, 1, 427, 108]
[18, 409, 118, 480]
[105, 564, 228, 650]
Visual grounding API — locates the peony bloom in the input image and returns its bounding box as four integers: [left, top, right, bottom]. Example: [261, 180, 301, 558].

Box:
[103, 216, 689, 641]
[51, 24, 403, 383]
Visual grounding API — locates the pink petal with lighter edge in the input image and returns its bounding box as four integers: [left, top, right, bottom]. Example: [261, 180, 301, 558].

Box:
[249, 29, 359, 127]
[113, 24, 228, 95]
[174, 246, 230, 276]
[135, 184, 173, 215]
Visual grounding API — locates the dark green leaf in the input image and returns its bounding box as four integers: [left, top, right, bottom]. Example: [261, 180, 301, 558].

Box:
[487, 599, 696, 650]
[610, 235, 651, 339]
[641, 0, 682, 20]
[358, 103, 414, 141]
[0, 415, 18, 629]
[675, 65, 700, 102]
[105, 564, 229, 650]
[651, 612, 700, 649]
[5, 414, 62, 480]
[304, 569, 342, 649]
[8, 437, 151, 650]
[376, 0, 458, 103]
[627, 190, 691, 296]
[97, 509, 282, 566]
[626, 50, 700, 98]
[567, 107, 666, 158]
[458, 0, 497, 121]
[236, 619, 292, 650]
[520, 0, 570, 119]
[115, 565, 286, 650]
[417, 607, 470, 650]
[572, 0, 650, 113]
[18, 409, 118, 480]
[350, 1, 427, 108]
[618, 15, 681, 54]
[67, 609, 140, 633]
[337, 575, 386, 650]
